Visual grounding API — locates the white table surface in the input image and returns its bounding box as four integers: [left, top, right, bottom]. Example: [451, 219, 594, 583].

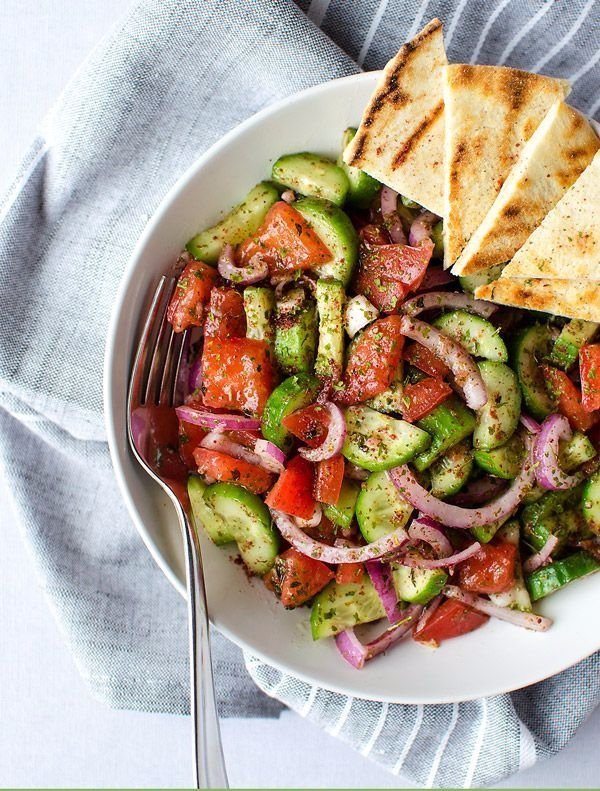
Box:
[1, 1, 599, 787]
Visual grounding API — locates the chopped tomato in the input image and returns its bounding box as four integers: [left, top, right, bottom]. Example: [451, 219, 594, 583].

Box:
[579, 345, 600, 413]
[265, 455, 317, 519]
[270, 548, 334, 608]
[336, 316, 405, 405]
[335, 562, 365, 584]
[202, 337, 275, 417]
[413, 599, 489, 646]
[314, 455, 345, 505]
[237, 201, 331, 275]
[193, 447, 273, 494]
[302, 514, 340, 545]
[359, 224, 390, 245]
[404, 342, 451, 379]
[354, 241, 432, 313]
[401, 377, 453, 422]
[178, 420, 207, 469]
[167, 258, 218, 333]
[133, 404, 189, 481]
[281, 403, 329, 448]
[204, 287, 246, 338]
[458, 543, 517, 594]
[227, 429, 262, 449]
[542, 364, 597, 432]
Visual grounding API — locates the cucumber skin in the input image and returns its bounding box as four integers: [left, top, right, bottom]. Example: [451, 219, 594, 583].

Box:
[549, 320, 598, 370]
[583, 470, 600, 535]
[261, 373, 320, 452]
[526, 551, 600, 601]
[473, 432, 525, 480]
[521, 485, 586, 552]
[272, 152, 349, 207]
[459, 264, 504, 294]
[414, 397, 476, 471]
[392, 564, 448, 605]
[322, 480, 360, 530]
[512, 325, 556, 420]
[274, 302, 318, 376]
[203, 482, 278, 575]
[310, 579, 386, 640]
[188, 475, 231, 545]
[186, 181, 279, 264]
[342, 405, 431, 472]
[473, 361, 521, 451]
[429, 441, 473, 498]
[315, 279, 345, 381]
[338, 128, 380, 209]
[355, 471, 413, 543]
[433, 310, 508, 363]
[294, 197, 358, 286]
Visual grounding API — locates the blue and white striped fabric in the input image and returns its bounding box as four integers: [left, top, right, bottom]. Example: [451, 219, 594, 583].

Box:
[0, 0, 599, 786]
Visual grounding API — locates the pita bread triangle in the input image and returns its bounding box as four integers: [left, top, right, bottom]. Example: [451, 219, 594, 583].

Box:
[475, 277, 600, 322]
[343, 18, 447, 216]
[451, 101, 599, 276]
[442, 64, 570, 268]
[500, 148, 600, 282]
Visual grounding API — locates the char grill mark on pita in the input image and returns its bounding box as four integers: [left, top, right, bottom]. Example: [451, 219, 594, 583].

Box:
[475, 277, 600, 322]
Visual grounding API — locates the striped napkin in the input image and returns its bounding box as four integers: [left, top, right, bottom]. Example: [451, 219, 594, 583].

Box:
[1, 0, 599, 786]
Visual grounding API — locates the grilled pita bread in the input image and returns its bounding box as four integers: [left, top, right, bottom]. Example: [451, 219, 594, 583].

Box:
[451, 101, 599, 276]
[343, 19, 446, 216]
[475, 277, 600, 322]
[443, 65, 570, 268]
[500, 149, 600, 281]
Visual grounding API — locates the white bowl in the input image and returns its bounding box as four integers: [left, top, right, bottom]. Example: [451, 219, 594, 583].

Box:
[104, 71, 600, 703]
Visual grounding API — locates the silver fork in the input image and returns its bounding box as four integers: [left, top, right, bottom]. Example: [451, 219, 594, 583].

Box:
[127, 275, 228, 789]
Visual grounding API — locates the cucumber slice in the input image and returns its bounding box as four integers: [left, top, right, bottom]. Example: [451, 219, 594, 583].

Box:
[414, 397, 476, 471]
[429, 440, 473, 498]
[355, 471, 413, 542]
[513, 324, 557, 420]
[274, 296, 318, 375]
[244, 286, 276, 347]
[186, 181, 279, 264]
[458, 264, 504, 294]
[310, 579, 386, 639]
[433, 310, 508, 362]
[471, 518, 508, 545]
[342, 405, 431, 472]
[560, 431, 596, 472]
[294, 197, 358, 286]
[489, 521, 532, 612]
[261, 373, 320, 452]
[473, 361, 521, 450]
[272, 152, 349, 207]
[392, 563, 448, 605]
[188, 475, 231, 545]
[315, 279, 345, 380]
[366, 363, 405, 415]
[338, 128, 380, 209]
[522, 485, 586, 552]
[322, 479, 360, 530]
[526, 551, 600, 601]
[583, 470, 600, 535]
[431, 221, 444, 259]
[400, 195, 421, 209]
[549, 319, 598, 370]
[203, 482, 278, 575]
[474, 432, 525, 480]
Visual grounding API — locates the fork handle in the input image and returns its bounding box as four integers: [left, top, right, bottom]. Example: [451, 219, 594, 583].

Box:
[181, 512, 229, 789]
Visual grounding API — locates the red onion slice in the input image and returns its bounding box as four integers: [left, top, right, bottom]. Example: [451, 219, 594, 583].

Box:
[188, 355, 203, 393]
[398, 543, 481, 569]
[408, 211, 439, 247]
[175, 405, 261, 431]
[271, 510, 408, 564]
[200, 431, 264, 468]
[449, 476, 507, 507]
[399, 315, 487, 410]
[365, 560, 405, 624]
[402, 291, 498, 319]
[254, 439, 286, 473]
[415, 595, 443, 634]
[344, 295, 379, 338]
[388, 435, 535, 528]
[281, 189, 296, 204]
[523, 535, 559, 574]
[443, 585, 552, 631]
[520, 414, 541, 434]
[407, 516, 452, 558]
[335, 605, 422, 669]
[380, 186, 407, 244]
[298, 402, 346, 462]
[218, 243, 269, 285]
[274, 274, 316, 300]
[415, 265, 456, 293]
[345, 462, 370, 481]
[534, 414, 584, 491]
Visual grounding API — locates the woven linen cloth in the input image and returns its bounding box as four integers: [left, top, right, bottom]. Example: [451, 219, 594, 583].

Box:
[1, 0, 599, 785]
